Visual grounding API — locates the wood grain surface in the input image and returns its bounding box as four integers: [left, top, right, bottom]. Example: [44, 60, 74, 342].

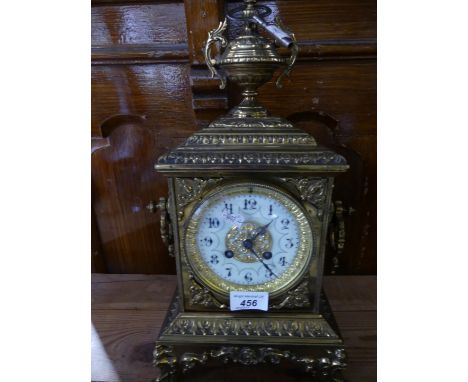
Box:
[92, 274, 376, 382]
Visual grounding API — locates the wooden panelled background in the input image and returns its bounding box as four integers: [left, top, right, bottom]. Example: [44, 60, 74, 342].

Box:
[91, 0, 376, 275]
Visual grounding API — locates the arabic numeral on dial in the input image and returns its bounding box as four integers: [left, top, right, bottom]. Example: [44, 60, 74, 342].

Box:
[244, 199, 257, 210]
[281, 218, 290, 230]
[224, 203, 233, 215]
[225, 267, 232, 278]
[202, 237, 213, 247]
[207, 217, 220, 229]
[210, 255, 219, 264]
[268, 204, 273, 215]
[285, 238, 294, 248]
[244, 272, 253, 282]
[279, 256, 288, 267]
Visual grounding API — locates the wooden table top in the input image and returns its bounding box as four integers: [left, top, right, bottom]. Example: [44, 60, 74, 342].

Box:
[92, 274, 376, 382]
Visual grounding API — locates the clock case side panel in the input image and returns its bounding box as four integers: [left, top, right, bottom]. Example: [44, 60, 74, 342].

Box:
[167, 177, 187, 311]
[313, 177, 334, 312]
[172, 175, 334, 314]
[279, 176, 336, 313]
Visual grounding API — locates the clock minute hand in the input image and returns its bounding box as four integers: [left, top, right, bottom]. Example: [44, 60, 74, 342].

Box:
[251, 248, 278, 278]
[251, 220, 274, 242]
[242, 239, 278, 278]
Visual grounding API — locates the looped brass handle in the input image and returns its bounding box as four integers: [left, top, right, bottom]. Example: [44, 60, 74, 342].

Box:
[204, 19, 228, 90]
[147, 197, 174, 257]
[329, 201, 355, 274]
[276, 40, 298, 88]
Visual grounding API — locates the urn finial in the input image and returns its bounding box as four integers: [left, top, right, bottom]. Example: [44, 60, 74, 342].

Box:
[204, 0, 298, 120]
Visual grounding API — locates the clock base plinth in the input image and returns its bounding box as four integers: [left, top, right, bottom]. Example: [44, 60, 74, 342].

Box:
[153, 292, 346, 382]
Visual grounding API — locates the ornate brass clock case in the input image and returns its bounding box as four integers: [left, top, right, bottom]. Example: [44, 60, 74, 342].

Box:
[151, 1, 349, 381]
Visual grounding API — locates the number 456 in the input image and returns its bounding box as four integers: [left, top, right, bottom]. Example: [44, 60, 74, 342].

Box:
[240, 299, 257, 307]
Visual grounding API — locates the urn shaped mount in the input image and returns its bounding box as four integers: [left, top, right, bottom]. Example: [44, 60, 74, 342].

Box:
[204, 0, 298, 119]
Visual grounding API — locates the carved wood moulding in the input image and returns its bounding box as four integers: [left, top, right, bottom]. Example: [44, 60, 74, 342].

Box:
[91, 43, 190, 65]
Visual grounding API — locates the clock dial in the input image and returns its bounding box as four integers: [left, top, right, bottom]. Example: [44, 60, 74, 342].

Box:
[184, 182, 314, 296]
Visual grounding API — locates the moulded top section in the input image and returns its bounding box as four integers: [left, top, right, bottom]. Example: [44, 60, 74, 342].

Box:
[156, 122, 348, 175]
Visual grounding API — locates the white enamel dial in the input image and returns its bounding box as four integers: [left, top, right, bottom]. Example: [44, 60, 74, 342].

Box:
[185, 183, 314, 294]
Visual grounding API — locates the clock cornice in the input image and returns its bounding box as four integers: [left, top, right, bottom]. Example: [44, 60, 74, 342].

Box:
[155, 118, 348, 174]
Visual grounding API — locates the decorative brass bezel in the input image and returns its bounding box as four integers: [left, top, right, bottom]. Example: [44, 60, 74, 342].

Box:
[183, 181, 316, 299]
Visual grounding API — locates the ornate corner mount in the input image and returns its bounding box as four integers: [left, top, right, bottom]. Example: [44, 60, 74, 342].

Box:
[281, 177, 328, 218]
[189, 273, 227, 309]
[269, 279, 311, 310]
[153, 345, 177, 382]
[174, 177, 224, 221]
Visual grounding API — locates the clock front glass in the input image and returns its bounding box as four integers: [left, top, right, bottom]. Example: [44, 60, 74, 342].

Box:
[184, 182, 314, 295]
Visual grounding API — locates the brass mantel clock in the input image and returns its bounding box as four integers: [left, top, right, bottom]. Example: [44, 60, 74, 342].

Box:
[149, 1, 349, 380]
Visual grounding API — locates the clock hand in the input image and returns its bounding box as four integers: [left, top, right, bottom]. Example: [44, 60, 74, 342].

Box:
[250, 218, 277, 242]
[251, 248, 278, 278]
[243, 239, 278, 278]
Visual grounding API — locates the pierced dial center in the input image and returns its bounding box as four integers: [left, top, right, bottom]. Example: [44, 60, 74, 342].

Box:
[226, 221, 272, 263]
[243, 239, 253, 249]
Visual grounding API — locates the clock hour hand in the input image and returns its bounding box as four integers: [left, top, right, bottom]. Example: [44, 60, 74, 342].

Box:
[243, 239, 278, 278]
